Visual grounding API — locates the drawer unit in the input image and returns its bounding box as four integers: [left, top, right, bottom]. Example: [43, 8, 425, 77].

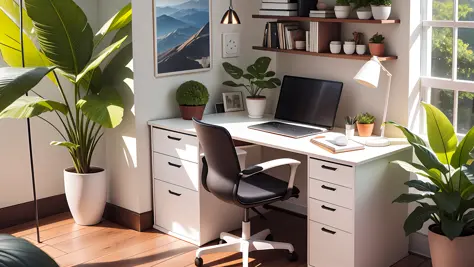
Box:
[153, 153, 199, 191]
[309, 198, 353, 233]
[309, 178, 354, 209]
[309, 221, 354, 267]
[154, 180, 200, 242]
[309, 158, 354, 188]
[152, 128, 199, 163]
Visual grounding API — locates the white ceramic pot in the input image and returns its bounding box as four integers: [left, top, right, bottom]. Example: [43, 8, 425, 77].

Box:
[345, 124, 355, 139]
[371, 5, 391, 20]
[330, 41, 342, 54]
[343, 43, 355, 55]
[357, 9, 372, 19]
[356, 44, 367, 55]
[334, 5, 351, 19]
[246, 97, 266, 119]
[64, 167, 107, 225]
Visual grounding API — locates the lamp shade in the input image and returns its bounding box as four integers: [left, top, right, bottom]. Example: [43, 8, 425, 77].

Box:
[221, 8, 241, 24]
[354, 56, 381, 88]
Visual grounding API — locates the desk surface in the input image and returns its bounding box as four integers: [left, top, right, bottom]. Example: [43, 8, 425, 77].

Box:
[148, 112, 411, 166]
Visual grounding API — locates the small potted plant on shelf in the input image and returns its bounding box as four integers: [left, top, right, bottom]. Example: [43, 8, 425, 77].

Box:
[356, 112, 375, 137]
[388, 102, 474, 267]
[222, 57, 281, 119]
[176, 81, 209, 120]
[334, 0, 351, 19]
[353, 0, 372, 19]
[345, 116, 357, 139]
[353, 31, 366, 55]
[369, 32, 385, 56]
[370, 0, 391, 20]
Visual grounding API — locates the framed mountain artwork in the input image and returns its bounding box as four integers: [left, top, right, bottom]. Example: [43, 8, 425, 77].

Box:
[153, 0, 212, 77]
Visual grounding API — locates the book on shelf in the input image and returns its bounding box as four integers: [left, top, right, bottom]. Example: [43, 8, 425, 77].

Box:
[310, 10, 335, 13]
[259, 9, 298, 16]
[262, 22, 304, 50]
[261, 2, 298, 10]
[262, 0, 296, 3]
[310, 14, 336, 18]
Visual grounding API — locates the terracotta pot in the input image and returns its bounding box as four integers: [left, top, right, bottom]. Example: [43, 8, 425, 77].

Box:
[428, 225, 474, 267]
[369, 43, 385, 56]
[357, 123, 374, 137]
[179, 105, 205, 120]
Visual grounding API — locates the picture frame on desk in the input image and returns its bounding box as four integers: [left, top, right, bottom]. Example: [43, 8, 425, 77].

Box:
[215, 103, 225, 113]
[223, 92, 244, 112]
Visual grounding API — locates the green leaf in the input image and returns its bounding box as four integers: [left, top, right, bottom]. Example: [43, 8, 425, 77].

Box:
[243, 73, 255, 80]
[222, 62, 243, 79]
[77, 86, 124, 128]
[76, 36, 127, 83]
[79, 67, 102, 94]
[432, 192, 461, 214]
[440, 214, 465, 240]
[393, 193, 427, 203]
[451, 126, 474, 168]
[411, 143, 448, 174]
[0, 96, 67, 118]
[391, 160, 445, 190]
[102, 43, 133, 88]
[422, 102, 458, 165]
[253, 80, 277, 89]
[0, 67, 55, 112]
[265, 71, 276, 77]
[462, 184, 474, 200]
[0, 0, 35, 37]
[268, 77, 282, 86]
[0, 234, 59, 267]
[451, 168, 473, 193]
[405, 180, 439, 193]
[50, 141, 79, 150]
[404, 206, 437, 236]
[463, 210, 474, 223]
[24, 0, 94, 75]
[223, 81, 245, 87]
[385, 121, 427, 146]
[94, 3, 132, 48]
[247, 57, 271, 77]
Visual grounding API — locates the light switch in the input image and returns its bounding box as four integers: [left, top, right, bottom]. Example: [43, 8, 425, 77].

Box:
[222, 33, 240, 58]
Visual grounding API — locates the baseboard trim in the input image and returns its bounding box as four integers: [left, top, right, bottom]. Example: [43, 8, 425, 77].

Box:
[0, 194, 69, 230]
[103, 203, 153, 232]
[409, 232, 431, 257]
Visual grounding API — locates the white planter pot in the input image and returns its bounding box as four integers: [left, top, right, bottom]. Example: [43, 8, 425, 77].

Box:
[356, 44, 367, 55]
[334, 5, 351, 19]
[357, 10, 372, 20]
[246, 97, 266, 119]
[371, 5, 391, 20]
[345, 124, 355, 139]
[343, 43, 356, 55]
[64, 167, 107, 225]
[330, 41, 342, 54]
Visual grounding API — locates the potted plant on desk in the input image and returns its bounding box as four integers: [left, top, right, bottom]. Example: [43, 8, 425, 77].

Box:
[388, 103, 474, 267]
[222, 57, 281, 119]
[356, 112, 375, 137]
[176, 81, 209, 120]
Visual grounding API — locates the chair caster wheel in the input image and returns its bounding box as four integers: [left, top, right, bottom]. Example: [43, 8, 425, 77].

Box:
[195, 257, 203, 266]
[265, 234, 274, 241]
[218, 239, 227, 244]
[288, 251, 298, 262]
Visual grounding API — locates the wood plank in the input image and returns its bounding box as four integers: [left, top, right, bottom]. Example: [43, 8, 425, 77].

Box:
[119, 240, 195, 267]
[41, 245, 67, 258]
[0, 212, 72, 236]
[252, 15, 401, 24]
[153, 250, 196, 267]
[43, 221, 115, 246]
[23, 221, 87, 241]
[391, 255, 426, 267]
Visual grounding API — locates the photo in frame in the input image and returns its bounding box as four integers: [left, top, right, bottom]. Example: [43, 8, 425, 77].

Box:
[223, 92, 244, 112]
[153, 0, 212, 77]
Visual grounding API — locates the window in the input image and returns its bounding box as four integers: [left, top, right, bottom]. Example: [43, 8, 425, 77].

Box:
[422, 0, 474, 134]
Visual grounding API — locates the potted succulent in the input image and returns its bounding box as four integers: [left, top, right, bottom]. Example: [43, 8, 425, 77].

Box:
[334, 0, 351, 19]
[353, 32, 366, 55]
[176, 81, 209, 120]
[388, 102, 474, 267]
[0, 1, 132, 225]
[222, 57, 281, 119]
[370, 0, 391, 20]
[345, 116, 357, 139]
[352, 0, 372, 19]
[369, 32, 385, 56]
[356, 112, 375, 137]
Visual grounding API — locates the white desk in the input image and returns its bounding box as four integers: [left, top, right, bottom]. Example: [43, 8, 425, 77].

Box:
[148, 112, 412, 267]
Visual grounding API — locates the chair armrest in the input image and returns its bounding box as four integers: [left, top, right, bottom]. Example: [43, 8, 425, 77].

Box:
[241, 159, 301, 191]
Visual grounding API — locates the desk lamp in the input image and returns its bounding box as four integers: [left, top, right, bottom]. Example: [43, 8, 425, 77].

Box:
[353, 56, 392, 147]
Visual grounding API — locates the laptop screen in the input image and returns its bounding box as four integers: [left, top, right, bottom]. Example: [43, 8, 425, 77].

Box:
[275, 76, 343, 129]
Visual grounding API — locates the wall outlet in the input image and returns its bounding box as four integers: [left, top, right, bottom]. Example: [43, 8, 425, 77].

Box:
[222, 33, 240, 58]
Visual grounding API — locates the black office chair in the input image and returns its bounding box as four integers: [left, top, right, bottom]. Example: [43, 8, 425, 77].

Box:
[192, 119, 301, 267]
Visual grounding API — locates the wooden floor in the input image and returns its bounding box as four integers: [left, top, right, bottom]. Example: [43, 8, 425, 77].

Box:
[0, 211, 431, 267]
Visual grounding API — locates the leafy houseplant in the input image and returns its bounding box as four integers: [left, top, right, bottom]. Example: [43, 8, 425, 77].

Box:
[0, 0, 132, 225]
[370, 0, 392, 20]
[356, 112, 375, 137]
[335, 0, 351, 19]
[0, 235, 58, 266]
[388, 103, 474, 267]
[369, 32, 385, 56]
[222, 57, 281, 119]
[176, 81, 209, 120]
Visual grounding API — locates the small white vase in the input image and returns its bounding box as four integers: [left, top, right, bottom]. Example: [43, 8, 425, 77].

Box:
[356, 44, 366, 55]
[334, 5, 351, 19]
[357, 9, 372, 19]
[343, 43, 356, 55]
[246, 97, 266, 119]
[346, 125, 355, 139]
[330, 41, 342, 54]
[64, 167, 107, 225]
[371, 5, 391, 20]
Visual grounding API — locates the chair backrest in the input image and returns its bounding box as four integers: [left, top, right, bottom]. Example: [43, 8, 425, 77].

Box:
[193, 119, 241, 204]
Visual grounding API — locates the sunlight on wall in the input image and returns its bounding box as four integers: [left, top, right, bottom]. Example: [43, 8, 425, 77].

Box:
[122, 136, 137, 168]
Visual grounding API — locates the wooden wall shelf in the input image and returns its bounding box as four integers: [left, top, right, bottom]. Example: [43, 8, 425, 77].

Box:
[252, 15, 400, 24]
[252, 46, 398, 61]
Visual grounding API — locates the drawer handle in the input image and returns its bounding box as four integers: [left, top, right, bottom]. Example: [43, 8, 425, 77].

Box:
[321, 228, 336, 235]
[321, 165, 338, 171]
[167, 136, 182, 141]
[168, 190, 182, 197]
[321, 185, 337, 192]
[321, 205, 336, 212]
[168, 162, 182, 168]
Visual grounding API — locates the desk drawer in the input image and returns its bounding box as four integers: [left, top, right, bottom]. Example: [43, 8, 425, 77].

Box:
[153, 153, 199, 191]
[309, 221, 354, 267]
[309, 158, 354, 188]
[309, 199, 353, 233]
[309, 178, 353, 209]
[154, 180, 199, 242]
[152, 128, 199, 163]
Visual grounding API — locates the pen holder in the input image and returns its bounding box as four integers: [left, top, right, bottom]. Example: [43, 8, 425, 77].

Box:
[345, 124, 355, 139]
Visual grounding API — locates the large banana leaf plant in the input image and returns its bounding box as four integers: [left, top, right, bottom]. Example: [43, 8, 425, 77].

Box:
[0, 0, 132, 173]
[388, 102, 474, 240]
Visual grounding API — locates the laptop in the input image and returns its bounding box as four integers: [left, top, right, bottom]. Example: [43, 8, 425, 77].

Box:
[248, 76, 343, 139]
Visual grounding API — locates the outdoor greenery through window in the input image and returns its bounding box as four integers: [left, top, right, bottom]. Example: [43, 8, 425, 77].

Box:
[423, 0, 474, 134]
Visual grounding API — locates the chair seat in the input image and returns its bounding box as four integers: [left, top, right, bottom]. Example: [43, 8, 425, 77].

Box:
[237, 172, 300, 207]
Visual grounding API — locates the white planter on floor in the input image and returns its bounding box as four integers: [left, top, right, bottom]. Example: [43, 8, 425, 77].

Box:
[64, 167, 107, 225]
[371, 5, 391, 20]
[246, 97, 266, 119]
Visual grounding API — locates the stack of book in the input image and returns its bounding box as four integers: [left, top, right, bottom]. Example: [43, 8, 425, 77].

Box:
[309, 10, 336, 18]
[259, 0, 298, 16]
[262, 22, 305, 50]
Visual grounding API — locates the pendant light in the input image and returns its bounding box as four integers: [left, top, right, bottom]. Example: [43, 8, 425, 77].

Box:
[221, 0, 241, 24]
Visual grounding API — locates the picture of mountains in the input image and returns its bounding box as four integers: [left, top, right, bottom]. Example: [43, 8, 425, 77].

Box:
[155, 0, 211, 75]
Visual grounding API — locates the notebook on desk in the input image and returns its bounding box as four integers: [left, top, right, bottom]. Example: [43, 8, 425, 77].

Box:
[311, 136, 365, 154]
